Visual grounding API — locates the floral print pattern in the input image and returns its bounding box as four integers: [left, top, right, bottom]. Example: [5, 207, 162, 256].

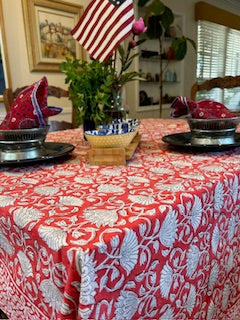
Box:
[0, 120, 240, 320]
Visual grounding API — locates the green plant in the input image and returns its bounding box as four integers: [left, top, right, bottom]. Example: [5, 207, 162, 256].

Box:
[60, 18, 147, 128]
[138, 0, 196, 116]
[60, 58, 115, 126]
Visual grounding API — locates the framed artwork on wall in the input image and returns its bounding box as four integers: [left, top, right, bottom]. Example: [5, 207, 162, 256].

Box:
[22, 0, 84, 72]
[0, 0, 11, 101]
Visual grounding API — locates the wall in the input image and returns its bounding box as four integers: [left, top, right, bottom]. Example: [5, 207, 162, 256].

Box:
[0, 0, 89, 119]
[1, 0, 239, 119]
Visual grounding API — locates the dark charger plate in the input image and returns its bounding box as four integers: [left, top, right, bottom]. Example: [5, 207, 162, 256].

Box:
[162, 132, 240, 151]
[0, 142, 75, 165]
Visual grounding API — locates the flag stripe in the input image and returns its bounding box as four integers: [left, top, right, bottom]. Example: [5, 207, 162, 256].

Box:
[71, 1, 100, 40]
[81, 1, 113, 47]
[71, 0, 134, 62]
[89, 3, 134, 57]
[83, 4, 116, 50]
[93, 13, 134, 61]
[74, 1, 106, 45]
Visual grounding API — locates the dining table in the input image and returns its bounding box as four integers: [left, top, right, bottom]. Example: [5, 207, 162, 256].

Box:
[1, 118, 240, 320]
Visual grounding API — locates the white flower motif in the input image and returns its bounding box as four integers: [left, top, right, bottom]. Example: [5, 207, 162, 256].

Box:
[13, 207, 44, 229]
[83, 209, 118, 227]
[21, 178, 39, 184]
[38, 225, 68, 251]
[227, 250, 233, 273]
[186, 285, 196, 315]
[180, 172, 205, 180]
[54, 170, 75, 176]
[127, 176, 150, 183]
[231, 175, 238, 204]
[191, 196, 202, 231]
[159, 208, 178, 247]
[100, 168, 121, 176]
[0, 196, 15, 207]
[172, 160, 192, 167]
[39, 279, 63, 312]
[208, 263, 219, 291]
[207, 300, 215, 320]
[214, 182, 224, 211]
[228, 216, 235, 241]
[17, 250, 33, 277]
[211, 225, 220, 255]
[0, 232, 14, 255]
[150, 167, 172, 174]
[160, 308, 174, 320]
[97, 184, 124, 193]
[186, 245, 200, 278]
[34, 186, 59, 196]
[120, 229, 139, 275]
[128, 194, 155, 205]
[74, 177, 94, 184]
[203, 165, 225, 172]
[222, 284, 230, 310]
[59, 196, 83, 206]
[160, 263, 173, 299]
[75, 250, 98, 306]
[114, 290, 139, 320]
[156, 183, 184, 192]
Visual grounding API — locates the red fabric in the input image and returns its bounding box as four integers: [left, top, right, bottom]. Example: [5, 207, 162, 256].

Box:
[0, 77, 62, 130]
[1, 119, 240, 320]
[171, 96, 238, 118]
[71, 0, 134, 62]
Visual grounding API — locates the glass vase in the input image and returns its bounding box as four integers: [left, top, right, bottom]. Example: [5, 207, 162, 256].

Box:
[107, 85, 126, 122]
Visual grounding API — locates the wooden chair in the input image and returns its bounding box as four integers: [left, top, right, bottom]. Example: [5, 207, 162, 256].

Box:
[3, 85, 77, 131]
[190, 75, 240, 100]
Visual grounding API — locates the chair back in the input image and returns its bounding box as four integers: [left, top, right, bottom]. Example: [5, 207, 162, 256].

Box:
[190, 75, 240, 100]
[3, 86, 77, 131]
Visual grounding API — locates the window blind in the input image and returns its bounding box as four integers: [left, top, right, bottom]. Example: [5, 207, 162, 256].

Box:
[197, 20, 240, 110]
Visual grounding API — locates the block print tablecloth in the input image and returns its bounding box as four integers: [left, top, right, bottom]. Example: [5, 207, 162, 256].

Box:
[0, 119, 240, 320]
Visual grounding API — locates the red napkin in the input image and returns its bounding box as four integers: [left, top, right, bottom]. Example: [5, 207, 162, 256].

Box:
[0, 77, 62, 130]
[170, 96, 237, 119]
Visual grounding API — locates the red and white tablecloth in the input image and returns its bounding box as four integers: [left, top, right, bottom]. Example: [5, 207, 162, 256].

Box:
[1, 118, 240, 320]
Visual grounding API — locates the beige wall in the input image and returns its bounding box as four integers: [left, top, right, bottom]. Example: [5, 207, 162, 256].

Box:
[0, 0, 239, 118]
[0, 0, 89, 117]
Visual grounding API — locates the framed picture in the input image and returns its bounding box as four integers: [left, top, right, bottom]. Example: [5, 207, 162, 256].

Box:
[22, 0, 84, 72]
[0, 0, 11, 101]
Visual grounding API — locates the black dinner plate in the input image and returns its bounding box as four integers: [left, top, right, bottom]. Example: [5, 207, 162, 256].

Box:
[0, 142, 75, 165]
[162, 132, 240, 151]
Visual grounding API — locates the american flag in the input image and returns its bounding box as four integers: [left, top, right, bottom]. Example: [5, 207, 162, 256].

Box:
[71, 0, 135, 63]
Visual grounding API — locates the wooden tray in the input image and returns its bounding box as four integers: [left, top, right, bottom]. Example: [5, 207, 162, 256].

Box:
[87, 134, 141, 165]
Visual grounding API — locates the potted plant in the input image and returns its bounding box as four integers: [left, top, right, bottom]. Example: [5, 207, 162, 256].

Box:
[60, 58, 114, 129]
[138, 0, 196, 116]
[60, 18, 147, 130]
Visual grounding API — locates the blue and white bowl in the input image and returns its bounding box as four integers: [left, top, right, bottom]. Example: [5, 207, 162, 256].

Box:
[84, 128, 137, 148]
[98, 118, 140, 132]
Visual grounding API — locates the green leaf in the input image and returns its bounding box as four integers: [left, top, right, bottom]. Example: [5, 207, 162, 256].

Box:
[136, 39, 146, 46]
[160, 6, 174, 31]
[171, 37, 187, 60]
[138, 0, 150, 7]
[146, 0, 165, 15]
[146, 15, 163, 39]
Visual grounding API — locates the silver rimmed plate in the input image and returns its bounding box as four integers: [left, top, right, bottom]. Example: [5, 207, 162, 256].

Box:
[162, 132, 240, 150]
[0, 142, 75, 165]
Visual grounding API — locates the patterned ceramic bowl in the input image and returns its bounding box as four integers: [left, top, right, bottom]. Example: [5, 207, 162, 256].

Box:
[84, 129, 137, 148]
[98, 119, 140, 133]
